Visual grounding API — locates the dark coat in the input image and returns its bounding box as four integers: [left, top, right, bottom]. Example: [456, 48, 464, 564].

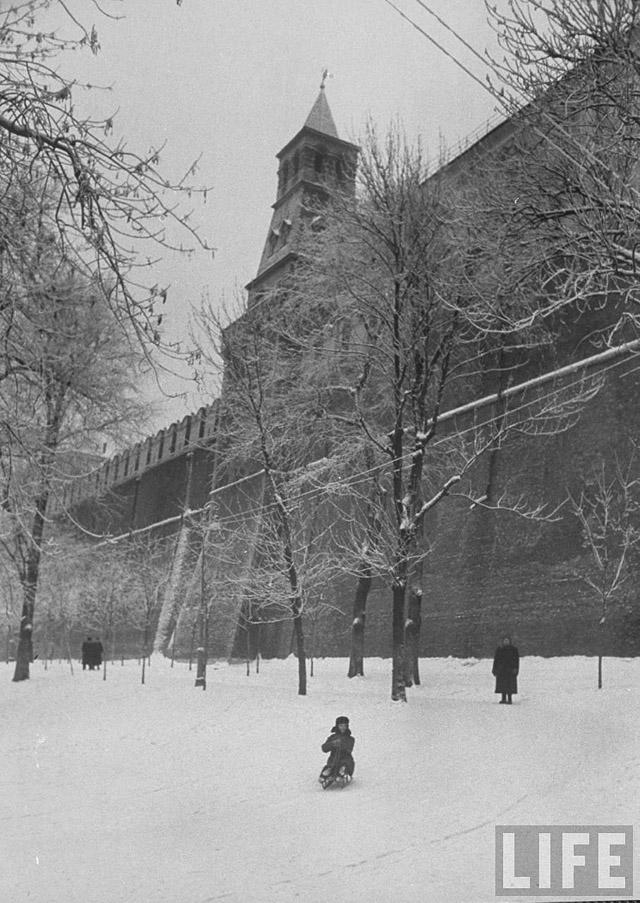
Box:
[82, 639, 103, 669]
[492, 644, 519, 694]
[321, 727, 355, 776]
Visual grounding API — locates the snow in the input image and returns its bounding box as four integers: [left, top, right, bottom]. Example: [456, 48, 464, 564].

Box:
[2, 655, 639, 903]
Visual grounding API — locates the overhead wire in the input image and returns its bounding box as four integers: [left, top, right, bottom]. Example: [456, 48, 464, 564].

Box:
[385, 0, 640, 220]
[192, 346, 637, 533]
[53, 342, 636, 556]
[47, 4, 640, 554]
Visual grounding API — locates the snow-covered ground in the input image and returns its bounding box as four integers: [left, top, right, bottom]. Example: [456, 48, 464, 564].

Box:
[2, 654, 639, 903]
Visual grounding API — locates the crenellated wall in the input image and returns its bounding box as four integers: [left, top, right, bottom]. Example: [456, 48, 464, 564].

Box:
[49, 401, 220, 520]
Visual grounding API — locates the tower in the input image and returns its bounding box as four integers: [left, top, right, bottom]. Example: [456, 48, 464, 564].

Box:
[246, 82, 359, 304]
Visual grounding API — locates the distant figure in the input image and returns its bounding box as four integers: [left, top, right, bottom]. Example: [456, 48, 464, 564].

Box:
[319, 715, 355, 789]
[82, 636, 104, 671]
[81, 636, 93, 671]
[492, 636, 519, 704]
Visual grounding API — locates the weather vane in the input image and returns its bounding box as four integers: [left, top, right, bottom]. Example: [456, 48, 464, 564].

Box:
[320, 68, 332, 90]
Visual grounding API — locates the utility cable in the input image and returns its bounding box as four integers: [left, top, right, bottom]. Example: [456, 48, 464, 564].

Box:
[52, 339, 638, 552]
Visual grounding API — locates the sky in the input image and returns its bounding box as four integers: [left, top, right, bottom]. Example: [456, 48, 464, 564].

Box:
[60, 0, 502, 434]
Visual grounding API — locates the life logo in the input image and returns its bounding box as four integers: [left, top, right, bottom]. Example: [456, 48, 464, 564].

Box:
[495, 825, 634, 896]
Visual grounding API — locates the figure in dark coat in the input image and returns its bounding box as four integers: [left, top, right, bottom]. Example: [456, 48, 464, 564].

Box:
[81, 637, 93, 670]
[320, 716, 355, 781]
[492, 636, 519, 704]
[82, 636, 104, 670]
[93, 638, 104, 669]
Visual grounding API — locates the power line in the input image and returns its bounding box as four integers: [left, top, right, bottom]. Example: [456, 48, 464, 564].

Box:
[382, 0, 490, 96]
[53, 7, 640, 550]
[58, 337, 640, 548]
[202, 344, 638, 532]
[412, 0, 492, 71]
[386, 0, 640, 226]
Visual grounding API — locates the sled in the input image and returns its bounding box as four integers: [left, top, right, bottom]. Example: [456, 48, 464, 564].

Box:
[318, 765, 352, 790]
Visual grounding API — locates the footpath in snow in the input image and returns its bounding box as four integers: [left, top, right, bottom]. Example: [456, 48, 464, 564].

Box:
[1, 655, 639, 903]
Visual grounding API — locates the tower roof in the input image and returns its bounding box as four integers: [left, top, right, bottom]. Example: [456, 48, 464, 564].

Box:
[304, 86, 339, 138]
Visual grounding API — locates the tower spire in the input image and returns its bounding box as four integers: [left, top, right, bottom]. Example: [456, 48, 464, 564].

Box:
[304, 76, 338, 138]
[246, 80, 359, 295]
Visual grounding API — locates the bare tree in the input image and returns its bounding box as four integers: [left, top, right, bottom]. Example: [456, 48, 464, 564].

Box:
[568, 452, 640, 688]
[344, 443, 386, 679]
[79, 541, 132, 681]
[481, 0, 640, 343]
[194, 118, 602, 701]
[219, 480, 345, 679]
[0, 182, 146, 681]
[125, 534, 173, 684]
[35, 534, 87, 672]
[194, 292, 349, 696]
[296, 123, 595, 700]
[0, 2, 210, 329]
[192, 511, 217, 691]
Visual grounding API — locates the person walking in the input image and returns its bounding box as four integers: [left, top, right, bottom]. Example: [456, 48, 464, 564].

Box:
[492, 636, 519, 704]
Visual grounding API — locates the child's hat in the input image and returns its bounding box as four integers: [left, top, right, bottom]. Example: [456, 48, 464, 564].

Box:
[335, 715, 349, 725]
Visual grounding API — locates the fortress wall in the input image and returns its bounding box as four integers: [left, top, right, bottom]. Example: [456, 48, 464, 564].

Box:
[298, 359, 640, 660]
[66, 354, 640, 663]
[50, 403, 220, 523]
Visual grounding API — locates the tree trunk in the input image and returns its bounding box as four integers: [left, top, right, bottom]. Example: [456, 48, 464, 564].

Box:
[275, 497, 307, 694]
[170, 624, 176, 668]
[309, 615, 316, 678]
[195, 544, 208, 690]
[14, 487, 50, 681]
[188, 617, 196, 671]
[64, 626, 74, 676]
[391, 581, 407, 701]
[598, 654, 603, 689]
[245, 620, 250, 676]
[349, 446, 385, 679]
[12, 393, 65, 681]
[142, 622, 150, 684]
[348, 572, 371, 678]
[103, 626, 109, 681]
[404, 588, 422, 687]
[404, 520, 425, 687]
[293, 607, 307, 696]
[194, 596, 208, 691]
[13, 558, 39, 682]
[194, 635, 207, 690]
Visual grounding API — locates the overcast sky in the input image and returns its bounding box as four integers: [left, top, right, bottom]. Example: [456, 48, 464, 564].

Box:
[66, 0, 501, 433]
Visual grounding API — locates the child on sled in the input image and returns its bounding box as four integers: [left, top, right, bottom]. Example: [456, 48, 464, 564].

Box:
[319, 715, 355, 788]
